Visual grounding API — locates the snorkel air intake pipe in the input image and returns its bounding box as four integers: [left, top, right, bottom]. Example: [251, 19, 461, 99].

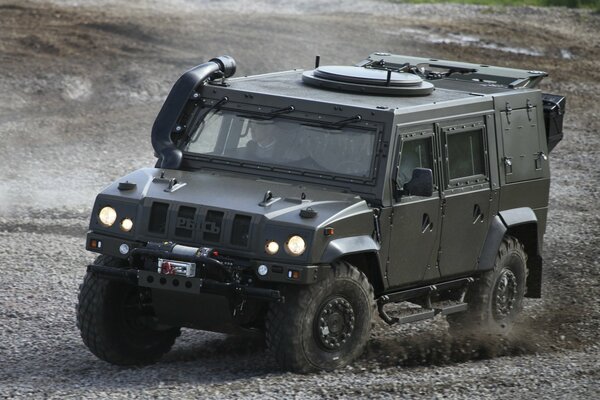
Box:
[151, 56, 236, 169]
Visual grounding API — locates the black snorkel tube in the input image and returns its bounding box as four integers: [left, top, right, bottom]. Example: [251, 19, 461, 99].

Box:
[151, 55, 236, 169]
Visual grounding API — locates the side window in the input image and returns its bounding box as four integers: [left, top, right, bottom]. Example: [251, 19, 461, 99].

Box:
[396, 136, 434, 194]
[445, 127, 488, 186]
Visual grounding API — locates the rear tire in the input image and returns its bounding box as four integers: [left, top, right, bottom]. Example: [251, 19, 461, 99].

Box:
[265, 261, 375, 372]
[447, 236, 528, 335]
[76, 255, 180, 365]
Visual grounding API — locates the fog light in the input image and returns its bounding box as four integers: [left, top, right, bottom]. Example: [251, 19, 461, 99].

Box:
[119, 243, 130, 255]
[257, 264, 269, 276]
[120, 218, 133, 232]
[265, 240, 279, 255]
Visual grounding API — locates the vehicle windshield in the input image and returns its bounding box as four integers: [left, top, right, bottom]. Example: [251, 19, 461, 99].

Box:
[182, 109, 376, 179]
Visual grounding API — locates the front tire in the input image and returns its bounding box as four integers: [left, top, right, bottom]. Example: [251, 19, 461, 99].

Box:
[76, 255, 180, 365]
[447, 236, 528, 335]
[265, 261, 375, 372]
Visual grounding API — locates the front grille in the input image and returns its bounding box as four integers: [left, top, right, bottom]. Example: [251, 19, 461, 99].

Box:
[148, 204, 253, 248]
[175, 206, 196, 238]
[203, 210, 224, 242]
[148, 202, 169, 234]
[231, 214, 251, 247]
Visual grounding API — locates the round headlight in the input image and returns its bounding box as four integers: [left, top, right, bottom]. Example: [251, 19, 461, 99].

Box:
[265, 240, 280, 255]
[98, 206, 117, 227]
[285, 235, 306, 256]
[120, 218, 134, 232]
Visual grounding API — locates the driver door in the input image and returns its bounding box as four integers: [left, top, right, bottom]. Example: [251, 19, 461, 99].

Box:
[386, 128, 442, 288]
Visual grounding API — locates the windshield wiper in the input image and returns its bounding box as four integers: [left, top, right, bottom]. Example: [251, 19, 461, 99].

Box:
[238, 105, 295, 120]
[180, 96, 229, 146]
[269, 105, 295, 116]
[302, 114, 362, 130]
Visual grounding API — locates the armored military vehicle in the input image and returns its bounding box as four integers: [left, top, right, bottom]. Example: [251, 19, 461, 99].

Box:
[76, 53, 565, 372]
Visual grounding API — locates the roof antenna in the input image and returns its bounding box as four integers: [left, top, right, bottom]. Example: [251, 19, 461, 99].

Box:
[315, 55, 320, 69]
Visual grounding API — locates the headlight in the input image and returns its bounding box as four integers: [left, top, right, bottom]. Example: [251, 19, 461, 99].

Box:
[265, 240, 280, 255]
[98, 206, 117, 227]
[285, 235, 306, 256]
[120, 218, 134, 232]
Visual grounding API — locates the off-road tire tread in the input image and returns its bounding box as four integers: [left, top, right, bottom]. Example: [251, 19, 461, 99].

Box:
[447, 235, 528, 335]
[76, 255, 180, 365]
[265, 261, 375, 373]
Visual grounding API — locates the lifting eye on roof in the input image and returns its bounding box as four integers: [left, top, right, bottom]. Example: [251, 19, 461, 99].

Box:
[302, 65, 434, 96]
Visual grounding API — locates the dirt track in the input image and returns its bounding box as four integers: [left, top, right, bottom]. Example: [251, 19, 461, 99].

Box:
[0, 1, 599, 398]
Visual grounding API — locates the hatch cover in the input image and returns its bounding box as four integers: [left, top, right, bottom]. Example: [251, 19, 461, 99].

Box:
[302, 66, 434, 96]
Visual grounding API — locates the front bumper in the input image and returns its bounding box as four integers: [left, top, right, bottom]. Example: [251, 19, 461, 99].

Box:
[86, 231, 327, 285]
[87, 263, 283, 303]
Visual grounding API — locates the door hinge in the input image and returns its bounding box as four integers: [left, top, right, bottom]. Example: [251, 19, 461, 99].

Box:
[505, 102, 512, 124]
[526, 99, 534, 121]
[373, 208, 382, 243]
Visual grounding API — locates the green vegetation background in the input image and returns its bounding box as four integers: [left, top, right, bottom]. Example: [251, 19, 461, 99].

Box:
[389, 0, 599, 9]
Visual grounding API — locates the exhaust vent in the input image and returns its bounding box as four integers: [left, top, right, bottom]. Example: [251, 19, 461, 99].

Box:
[302, 66, 434, 96]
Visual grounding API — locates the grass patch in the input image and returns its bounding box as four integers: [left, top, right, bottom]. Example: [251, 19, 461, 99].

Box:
[386, 0, 600, 9]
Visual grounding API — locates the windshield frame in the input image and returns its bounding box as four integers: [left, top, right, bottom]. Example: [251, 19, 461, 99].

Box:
[178, 104, 383, 186]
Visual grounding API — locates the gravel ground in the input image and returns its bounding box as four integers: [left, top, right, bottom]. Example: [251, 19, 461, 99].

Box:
[0, 1, 599, 398]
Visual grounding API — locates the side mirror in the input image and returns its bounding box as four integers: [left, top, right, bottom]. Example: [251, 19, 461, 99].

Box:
[404, 168, 433, 197]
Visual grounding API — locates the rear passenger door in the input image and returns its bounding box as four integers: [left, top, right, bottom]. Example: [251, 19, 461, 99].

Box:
[437, 119, 492, 277]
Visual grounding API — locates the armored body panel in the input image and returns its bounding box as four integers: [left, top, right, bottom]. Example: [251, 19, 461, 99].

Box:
[77, 53, 565, 372]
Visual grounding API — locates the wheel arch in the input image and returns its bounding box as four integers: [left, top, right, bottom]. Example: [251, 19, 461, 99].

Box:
[478, 207, 542, 298]
[320, 236, 385, 295]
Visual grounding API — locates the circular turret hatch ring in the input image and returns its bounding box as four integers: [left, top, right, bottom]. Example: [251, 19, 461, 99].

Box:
[302, 69, 434, 96]
[314, 66, 424, 87]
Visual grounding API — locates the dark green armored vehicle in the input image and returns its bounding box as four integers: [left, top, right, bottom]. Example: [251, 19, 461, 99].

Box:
[77, 53, 565, 372]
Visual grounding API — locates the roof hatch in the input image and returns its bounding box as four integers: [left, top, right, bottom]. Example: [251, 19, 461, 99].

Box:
[302, 65, 434, 96]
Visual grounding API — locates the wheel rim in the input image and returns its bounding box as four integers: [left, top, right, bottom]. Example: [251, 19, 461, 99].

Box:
[492, 268, 518, 321]
[315, 297, 356, 351]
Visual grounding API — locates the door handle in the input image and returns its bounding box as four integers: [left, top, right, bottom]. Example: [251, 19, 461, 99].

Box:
[473, 204, 484, 224]
[421, 213, 433, 233]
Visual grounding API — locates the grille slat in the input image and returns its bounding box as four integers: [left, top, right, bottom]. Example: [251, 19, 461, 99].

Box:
[203, 210, 224, 242]
[175, 206, 196, 238]
[231, 214, 252, 247]
[148, 202, 169, 234]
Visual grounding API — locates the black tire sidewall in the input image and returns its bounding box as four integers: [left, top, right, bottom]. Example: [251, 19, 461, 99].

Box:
[77, 255, 179, 365]
[483, 241, 527, 333]
[298, 276, 373, 371]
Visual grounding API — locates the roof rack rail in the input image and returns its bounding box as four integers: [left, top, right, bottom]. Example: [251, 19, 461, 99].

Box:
[359, 53, 548, 89]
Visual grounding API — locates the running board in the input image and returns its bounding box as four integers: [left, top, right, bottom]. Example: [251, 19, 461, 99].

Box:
[378, 302, 468, 326]
[376, 277, 473, 326]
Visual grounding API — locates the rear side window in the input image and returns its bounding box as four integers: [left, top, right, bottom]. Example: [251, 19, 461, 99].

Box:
[447, 129, 484, 179]
[444, 126, 488, 186]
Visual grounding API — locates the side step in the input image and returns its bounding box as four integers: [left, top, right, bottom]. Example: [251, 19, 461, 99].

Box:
[378, 302, 468, 325]
[376, 277, 473, 326]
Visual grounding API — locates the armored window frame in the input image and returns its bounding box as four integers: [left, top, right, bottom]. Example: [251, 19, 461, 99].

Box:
[393, 130, 438, 201]
[441, 122, 489, 189]
[182, 106, 379, 182]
